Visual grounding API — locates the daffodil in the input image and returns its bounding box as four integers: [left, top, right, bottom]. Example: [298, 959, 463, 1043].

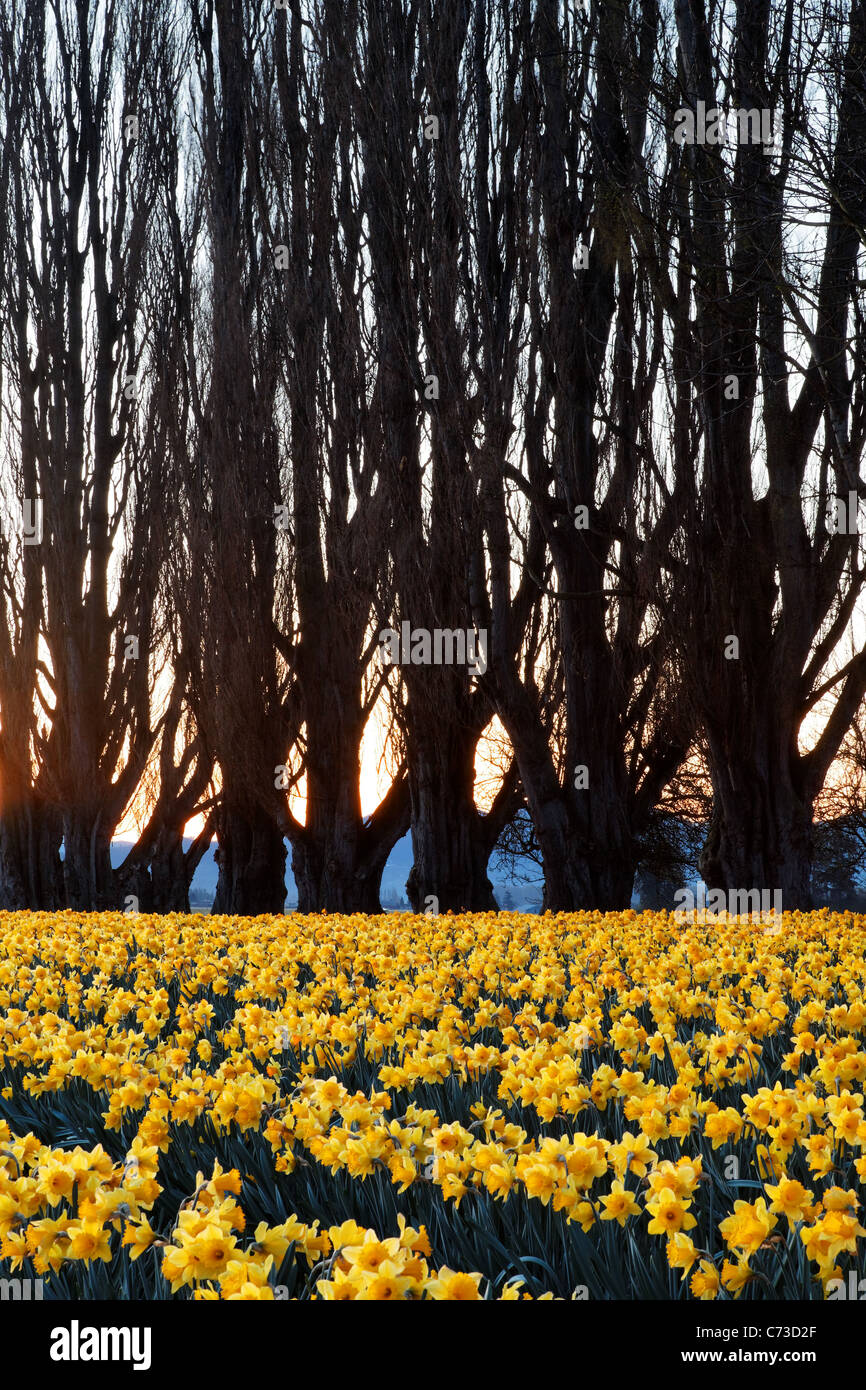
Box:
[600, 1179, 641, 1226]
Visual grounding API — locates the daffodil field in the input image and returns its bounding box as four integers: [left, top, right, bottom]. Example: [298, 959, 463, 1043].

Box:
[1, 908, 865, 1301]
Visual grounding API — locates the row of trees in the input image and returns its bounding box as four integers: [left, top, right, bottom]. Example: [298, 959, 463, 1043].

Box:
[1, 0, 866, 916]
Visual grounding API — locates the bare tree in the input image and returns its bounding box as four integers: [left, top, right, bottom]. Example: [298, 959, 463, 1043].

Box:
[167, 0, 295, 914]
[0, 0, 198, 909]
[466, 0, 691, 910]
[664, 0, 866, 906]
[355, 0, 526, 911]
[3, 0, 866, 920]
[261, 0, 410, 912]
[0, 2, 61, 908]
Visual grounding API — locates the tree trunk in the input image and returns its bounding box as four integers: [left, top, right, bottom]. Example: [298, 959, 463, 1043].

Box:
[520, 782, 637, 912]
[404, 731, 498, 913]
[289, 739, 411, 911]
[0, 801, 63, 910]
[116, 860, 155, 914]
[498, 683, 638, 912]
[700, 734, 813, 909]
[115, 819, 215, 915]
[61, 810, 116, 910]
[149, 828, 192, 914]
[290, 784, 409, 914]
[292, 835, 385, 913]
[532, 809, 636, 912]
[289, 757, 376, 910]
[212, 802, 287, 915]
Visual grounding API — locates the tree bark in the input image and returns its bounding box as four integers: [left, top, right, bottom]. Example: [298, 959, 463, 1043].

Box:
[148, 829, 193, 914]
[288, 756, 409, 913]
[291, 838, 384, 914]
[669, 0, 866, 911]
[0, 800, 63, 910]
[212, 802, 287, 916]
[699, 731, 814, 908]
[403, 724, 498, 913]
[499, 682, 638, 911]
[61, 810, 116, 911]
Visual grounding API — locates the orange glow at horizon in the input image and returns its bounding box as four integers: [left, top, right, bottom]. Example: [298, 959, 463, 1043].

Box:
[113, 658, 862, 847]
[115, 702, 510, 843]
